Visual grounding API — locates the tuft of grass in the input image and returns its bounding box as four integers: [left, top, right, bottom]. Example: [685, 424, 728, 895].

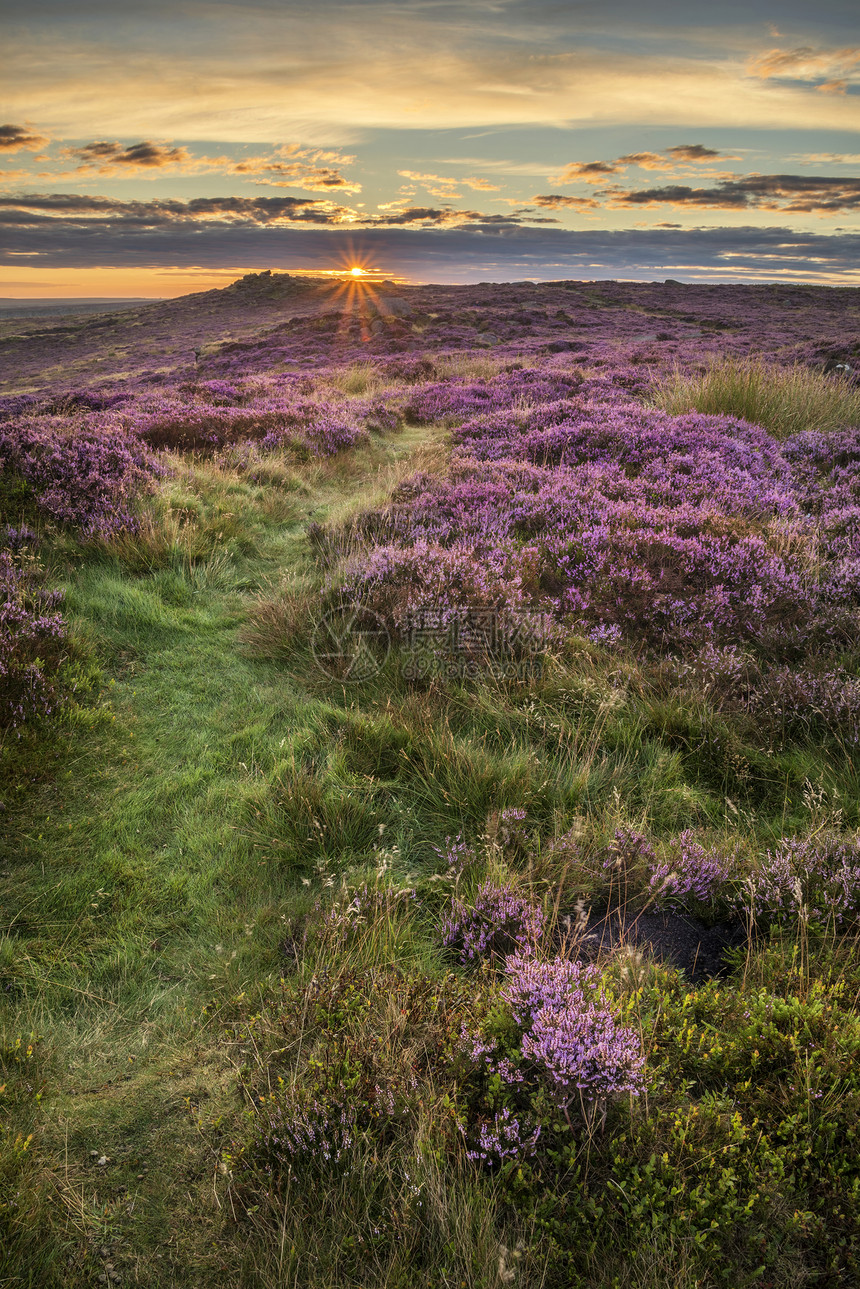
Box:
[322, 360, 388, 397]
[433, 351, 511, 381]
[653, 357, 860, 437]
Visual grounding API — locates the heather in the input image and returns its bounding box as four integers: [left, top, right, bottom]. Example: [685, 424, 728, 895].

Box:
[0, 543, 67, 728]
[2, 277, 860, 1288]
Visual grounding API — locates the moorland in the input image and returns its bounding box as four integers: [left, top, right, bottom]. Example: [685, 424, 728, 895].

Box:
[3, 272, 860, 1288]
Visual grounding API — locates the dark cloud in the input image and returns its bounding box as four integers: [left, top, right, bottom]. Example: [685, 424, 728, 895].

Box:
[0, 192, 357, 225]
[0, 123, 49, 152]
[241, 164, 356, 190]
[531, 194, 600, 210]
[0, 193, 548, 231]
[553, 160, 623, 183]
[1, 205, 858, 284]
[665, 144, 723, 162]
[65, 140, 192, 171]
[613, 174, 860, 212]
[367, 206, 543, 227]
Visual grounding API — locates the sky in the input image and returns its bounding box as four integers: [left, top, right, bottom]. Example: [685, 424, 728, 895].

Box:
[2, 0, 860, 295]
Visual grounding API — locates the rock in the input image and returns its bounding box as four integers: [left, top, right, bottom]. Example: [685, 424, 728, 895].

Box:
[363, 296, 413, 320]
[543, 340, 588, 353]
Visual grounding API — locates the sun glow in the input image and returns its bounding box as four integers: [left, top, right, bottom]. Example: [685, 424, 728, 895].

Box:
[349, 265, 367, 277]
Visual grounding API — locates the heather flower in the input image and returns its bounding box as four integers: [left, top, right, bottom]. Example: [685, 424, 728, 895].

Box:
[464, 1107, 541, 1166]
[0, 549, 67, 728]
[0, 415, 160, 537]
[432, 834, 476, 875]
[440, 881, 545, 963]
[500, 953, 601, 1026]
[647, 833, 740, 911]
[739, 837, 860, 928]
[254, 1096, 358, 1174]
[521, 1002, 645, 1107]
[504, 954, 644, 1109]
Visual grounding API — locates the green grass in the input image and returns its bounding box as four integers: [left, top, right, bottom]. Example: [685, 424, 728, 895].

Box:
[3, 422, 860, 1286]
[653, 356, 860, 437]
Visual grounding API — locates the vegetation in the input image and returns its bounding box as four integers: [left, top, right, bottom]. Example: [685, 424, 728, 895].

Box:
[2, 281, 860, 1286]
[654, 356, 860, 438]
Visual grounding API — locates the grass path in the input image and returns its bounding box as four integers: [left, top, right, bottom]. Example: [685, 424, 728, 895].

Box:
[2, 427, 440, 1285]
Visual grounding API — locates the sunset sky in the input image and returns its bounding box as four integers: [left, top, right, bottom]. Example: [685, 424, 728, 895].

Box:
[2, 0, 860, 296]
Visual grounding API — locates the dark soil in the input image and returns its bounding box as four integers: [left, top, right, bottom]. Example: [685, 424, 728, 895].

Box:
[576, 909, 748, 980]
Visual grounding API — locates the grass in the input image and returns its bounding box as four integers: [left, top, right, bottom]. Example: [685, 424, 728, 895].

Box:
[3, 409, 860, 1286]
[653, 356, 860, 437]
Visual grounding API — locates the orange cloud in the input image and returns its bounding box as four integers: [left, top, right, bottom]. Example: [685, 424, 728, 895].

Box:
[551, 145, 738, 186]
[0, 123, 49, 152]
[748, 46, 860, 85]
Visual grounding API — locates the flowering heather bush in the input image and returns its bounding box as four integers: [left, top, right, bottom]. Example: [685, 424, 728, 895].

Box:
[752, 665, 860, 745]
[521, 997, 645, 1109]
[740, 837, 860, 928]
[0, 526, 37, 554]
[252, 1095, 359, 1175]
[464, 1107, 541, 1166]
[326, 371, 860, 650]
[500, 953, 600, 1026]
[403, 368, 582, 424]
[646, 832, 740, 911]
[504, 954, 644, 1107]
[0, 548, 67, 728]
[495, 807, 530, 854]
[0, 415, 159, 537]
[127, 386, 368, 456]
[457, 952, 644, 1161]
[433, 833, 477, 876]
[440, 881, 545, 963]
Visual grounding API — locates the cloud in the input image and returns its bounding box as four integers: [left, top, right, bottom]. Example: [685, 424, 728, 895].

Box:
[0, 123, 49, 152]
[551, 160, 622, 184]
[0, 192, 359, 226]
[244, 166, 361, 192]
[611, 174, 860, 213]
[665, 144, 726, 162]
[56, 139, 363, 190]
[8, 21, 860, 141]
[65, 140, 192, 172]
[796, 153, 860, 165]
[229, 145, 361, 191]
[531, 194, 600, 210]
[748, 45, 860, 85]
[2, 213, 859, 286]
[0, 193, 545, 233]
[551, 145, 738, 185]
[398, 170, 463, 199]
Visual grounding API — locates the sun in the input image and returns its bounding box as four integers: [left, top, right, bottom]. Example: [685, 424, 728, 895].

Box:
[348, 265, 367, 277]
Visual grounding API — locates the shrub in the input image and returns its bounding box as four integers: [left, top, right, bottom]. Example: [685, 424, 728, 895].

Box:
[440, 882, 545, 963]
[0, 416, 160, 537]
[0, 548, 67, 728]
